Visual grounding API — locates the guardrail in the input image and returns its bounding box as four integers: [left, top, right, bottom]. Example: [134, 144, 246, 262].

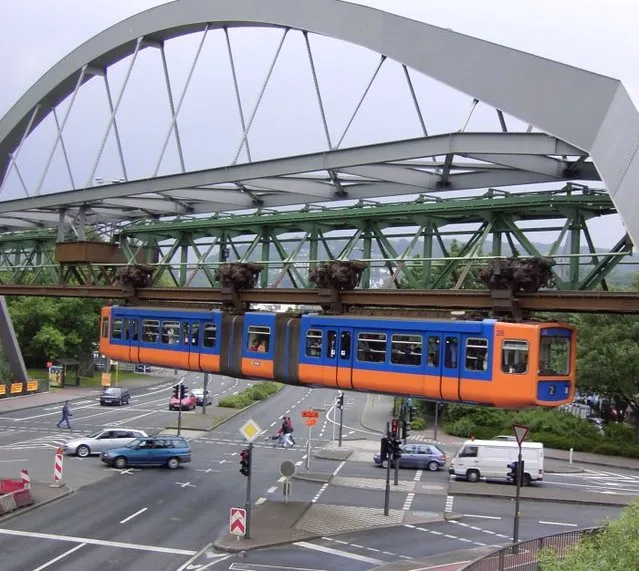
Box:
[462, 527, 601, 570]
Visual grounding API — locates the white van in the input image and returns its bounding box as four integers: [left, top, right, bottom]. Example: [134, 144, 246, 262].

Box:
[449, 439, 544, 485]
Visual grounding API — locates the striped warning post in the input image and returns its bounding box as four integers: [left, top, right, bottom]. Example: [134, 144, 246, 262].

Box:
[53, 447, 64, 485]
[20, 469, 30, 489]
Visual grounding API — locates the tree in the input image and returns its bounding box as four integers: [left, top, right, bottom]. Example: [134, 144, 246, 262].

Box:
[576, 313, 639, 437]
[537, 499, 639, 570]
[6, 296, 103, 367]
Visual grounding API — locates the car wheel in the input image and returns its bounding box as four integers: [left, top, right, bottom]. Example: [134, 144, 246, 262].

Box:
[466, 469, 480, 483]
[427, 461, 439, 472]
[381, 459, 389, 469]
[523, 473, 532, 487]
[119, 399, 124, 406]
[76, 445, 90, 458]
[167, 457, 180, 470]
[114, 456, 127, 469]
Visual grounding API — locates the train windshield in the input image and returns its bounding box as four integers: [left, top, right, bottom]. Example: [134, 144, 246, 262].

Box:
[539, 329, 571, 375]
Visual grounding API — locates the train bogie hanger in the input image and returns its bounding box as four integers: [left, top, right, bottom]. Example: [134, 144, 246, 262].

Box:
[99, 307, 576, 408]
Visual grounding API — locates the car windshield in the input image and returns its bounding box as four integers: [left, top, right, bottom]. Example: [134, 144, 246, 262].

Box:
[104, 388, 120, 395]
[126, 438, 143, 448]
[87, 430, 104, 439]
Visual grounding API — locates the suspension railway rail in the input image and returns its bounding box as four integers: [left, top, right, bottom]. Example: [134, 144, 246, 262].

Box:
[0, 286, 638, 314]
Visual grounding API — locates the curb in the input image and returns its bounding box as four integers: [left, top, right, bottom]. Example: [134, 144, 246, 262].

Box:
[0, 485, 74, 523]
[449, 488, 632, 507]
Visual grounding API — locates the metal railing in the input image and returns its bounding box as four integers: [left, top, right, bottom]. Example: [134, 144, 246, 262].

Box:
[462, 527, 601, 570]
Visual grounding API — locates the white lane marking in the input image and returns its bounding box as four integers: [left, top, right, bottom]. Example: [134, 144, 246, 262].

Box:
[538, 521, 579, 527]
[0, 458, 28, 462]
[332, 461, 346, 476]
[229, 563, 325, 571]
[32, 543, 87, 571]
[176, 542, 231, 571]
[403, 492, 415, 511]
[294, 541, 383, 565]
[295, 460, 303, 466]
[107, 411, 157, 426]
[119, 507, 148, 524]
[255, 497, 266, 505]
[0, 528, 196, 555]
[267, 486, 277, 494]
[277, 476, 286, 483]
[444, 495, 454, 513]
[311, 483, 328, 503]
[464, 514, 502, 520]
[410, 562, 473, 571]
[414, 469, 423, 482]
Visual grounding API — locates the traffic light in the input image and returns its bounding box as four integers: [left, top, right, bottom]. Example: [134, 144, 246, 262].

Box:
[380, 437, 390, 462]
[172, 385, 179, 399]
[391, 438, 402, 460]
[336, 392, 344, 410]
[408, 407, 416, 422]
[178, 384, 186, 399]
[401, 419, 410, 440]
[240, 447, 252, 477]
[391, 418, 399, 438]
[507, 461, 522, 483]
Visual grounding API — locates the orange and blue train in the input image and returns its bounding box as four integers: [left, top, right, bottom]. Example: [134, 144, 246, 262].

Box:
[99, 306, 576, 408]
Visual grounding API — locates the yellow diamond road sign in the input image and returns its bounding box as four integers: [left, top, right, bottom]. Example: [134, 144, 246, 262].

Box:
[240, 419, 262, 442]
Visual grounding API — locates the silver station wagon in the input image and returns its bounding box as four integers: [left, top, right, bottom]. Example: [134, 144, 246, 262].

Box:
[63, 428, 148, 458]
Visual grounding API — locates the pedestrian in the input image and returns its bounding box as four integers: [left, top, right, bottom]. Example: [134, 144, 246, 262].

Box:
[285, 416, 296, 446]
[56, 400, 72, 429]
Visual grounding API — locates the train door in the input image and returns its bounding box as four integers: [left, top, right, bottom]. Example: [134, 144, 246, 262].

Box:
[440, 333, 462, 401]
[187, 321, 202, 371]
[321, 328, 354, 389]
[129, 318, 140, 363]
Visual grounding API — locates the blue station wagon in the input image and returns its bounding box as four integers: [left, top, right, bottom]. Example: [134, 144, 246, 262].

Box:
[374, 442, 447, 471]
[101, 436, 191, 470]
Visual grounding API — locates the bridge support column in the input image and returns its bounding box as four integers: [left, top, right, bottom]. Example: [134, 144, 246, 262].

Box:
[0, 296, 28, 382]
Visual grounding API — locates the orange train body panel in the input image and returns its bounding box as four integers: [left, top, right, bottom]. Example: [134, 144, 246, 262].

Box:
[241, 357, 274, 380]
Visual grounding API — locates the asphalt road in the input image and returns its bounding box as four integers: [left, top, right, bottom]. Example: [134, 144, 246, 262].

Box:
[0, 375, 630, 571]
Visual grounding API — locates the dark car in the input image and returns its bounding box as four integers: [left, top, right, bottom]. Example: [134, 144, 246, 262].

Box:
[100, 435, 191, 469]
[373, 442, 447, 471]
[100, 387, 131, 406]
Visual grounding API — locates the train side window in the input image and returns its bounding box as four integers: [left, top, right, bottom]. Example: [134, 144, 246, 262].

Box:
[305, 329, 322, 358]
[191, 323, 200, 346]
[357, 332, 386, 363]
[161, 320, 180, 344]
[327, 331, 337, 358]
[112, 318, 123, 340]
[465, 338, 488, 371]
[444, 337, 458, 368]
[142, 320, 159, 343]
[427, 336, 440, 367]
[502, 340, 529, 374]
[203, 323, 216, 348]
[248, 325, 270, 352]
[131, 319, 138, 342]
[101, 317, 110, 339]
[340, 331, 352, 360]
[391, 334, 422, 366]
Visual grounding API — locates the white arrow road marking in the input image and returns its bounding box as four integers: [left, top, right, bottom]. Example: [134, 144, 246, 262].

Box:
[176, 543, 231, 571]
[293, 541, 383, 565]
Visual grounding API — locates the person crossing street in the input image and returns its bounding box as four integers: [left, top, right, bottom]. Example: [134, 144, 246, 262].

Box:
[56, 400, 72, 429]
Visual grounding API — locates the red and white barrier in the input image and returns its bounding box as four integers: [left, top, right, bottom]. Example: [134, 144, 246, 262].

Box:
[20, 469, 30, 490]
[53, 447, 64, 487]
[0, 469, 34, 515]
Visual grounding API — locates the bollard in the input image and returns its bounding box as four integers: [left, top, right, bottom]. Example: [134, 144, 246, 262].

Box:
[50, 447, 64, 488]
[20, 469, 30, 490]
[569, 448, 573, 464]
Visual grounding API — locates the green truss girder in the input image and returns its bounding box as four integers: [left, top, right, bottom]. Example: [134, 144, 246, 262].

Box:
[0, 187, 634, 291]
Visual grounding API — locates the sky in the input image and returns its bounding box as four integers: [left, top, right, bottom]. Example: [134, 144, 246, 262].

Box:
[0, 0, 638, 249]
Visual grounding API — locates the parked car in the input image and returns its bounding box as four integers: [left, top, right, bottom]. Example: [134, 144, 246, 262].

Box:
[100, 435, 192, 469]
[63, 428, 148, 458]
[100, 387, 131, 406]
[135, 364, 152, 373]
[169, 389, 196, 411]
[191, 388, 212, 406]
[373, 442, 446, 471]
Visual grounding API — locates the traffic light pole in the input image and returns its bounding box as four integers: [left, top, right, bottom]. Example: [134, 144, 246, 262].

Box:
[338, 401, 344, 447]
[384, 422, 391, 516]
[202, 372, 209, 415]
[512, 447, 523, 548]
[177, 400, 182, 436]
[245, 442, 253, 539]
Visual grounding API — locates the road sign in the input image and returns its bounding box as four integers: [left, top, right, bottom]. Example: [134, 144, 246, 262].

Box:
[512, 423, 529, 446]
[305, 418, 317, 426]
[302, 410, 319, 418]
[279, 460, 296, 478]
[239, 419, 262, 442]
[229, 507, 246, 536]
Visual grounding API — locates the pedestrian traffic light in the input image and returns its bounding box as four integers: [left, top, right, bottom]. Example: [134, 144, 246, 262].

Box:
[402, 420, 410, 440]
[408, 407, 416, 422]
[391, 438, 402, 460]
[240, 447, 252, 477]
[178, 384, 186, 399]
[172, 385, 179, 399]
[507, 461, 519, 483]
[336, 392, 344, 410]
[380, 437, 390, 462]
[390, 418, 399, 438]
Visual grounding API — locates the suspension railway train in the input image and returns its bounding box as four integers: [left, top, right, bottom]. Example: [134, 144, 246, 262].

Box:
[99, 306, 576, 408]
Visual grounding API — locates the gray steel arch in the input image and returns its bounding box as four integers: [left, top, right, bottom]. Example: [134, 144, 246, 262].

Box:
[0, 0, 638, 245]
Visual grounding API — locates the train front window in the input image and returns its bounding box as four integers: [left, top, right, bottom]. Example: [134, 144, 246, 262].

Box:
[502, 340, 529, 374]
[391, 334, 422, 366]
[101, 317, 109, 339]
[248, 325, 270, 352]
[112, 318, 122, 340]
[357, 332, 386, 363]
[539, 334, 570, 375]
[305, 329, 322, 358]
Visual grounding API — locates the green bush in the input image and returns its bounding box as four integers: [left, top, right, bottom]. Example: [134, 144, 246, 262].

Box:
[448, 418, 476, 438]
[218, 381, 280, 408]
[604, 422, 635, 442]
[410, 418, 426, 430]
